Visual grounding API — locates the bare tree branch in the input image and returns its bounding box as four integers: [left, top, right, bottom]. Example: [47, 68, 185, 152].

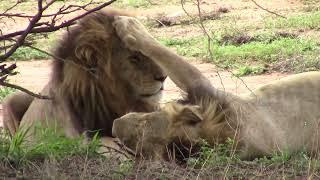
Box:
[0, 0, 116, 41]
[0, 0, 116, 99]
[0, 63, 50, 99]
[0, 63, 17, 77]
[0, 0, 45, 61]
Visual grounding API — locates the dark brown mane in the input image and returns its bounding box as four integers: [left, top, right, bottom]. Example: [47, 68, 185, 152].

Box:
[50, 10, 158, 137]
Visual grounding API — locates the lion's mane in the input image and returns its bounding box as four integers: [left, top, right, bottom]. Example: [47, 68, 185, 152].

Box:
[50, 10, 160, 137]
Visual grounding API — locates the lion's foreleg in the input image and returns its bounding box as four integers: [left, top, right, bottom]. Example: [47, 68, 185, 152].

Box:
[113, 16, 211, 93]
[142, 43, 212, 93]
[3, 91, 34, 136]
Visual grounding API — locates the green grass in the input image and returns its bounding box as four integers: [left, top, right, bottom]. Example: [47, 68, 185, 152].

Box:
[2, 33, 56, 61]
[211, 37, 318, 65]
[292, 53, 320, 72]
[185, 138, 320, 178]
[187, 138, 240, 168]
[0, 1, 17, 11]
[265, 11, 320, 29]
[7, 33, 57, 61]
[232, 65, 266, 77]
[0, 125, 101, 165]
[157, 33, 319, 75]
[157, 36, 207, 58]
[0, 87, 16, 101]
[9, 47, 49, 60]
[0, 124, 136, 178]
[114, 0, 152, 8]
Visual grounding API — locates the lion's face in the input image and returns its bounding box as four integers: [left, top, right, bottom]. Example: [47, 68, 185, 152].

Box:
[65, 11, 166, 106]
[110, 38, 167, 102]
[112, 103, 203, 158]
[112, 111, 170, 157]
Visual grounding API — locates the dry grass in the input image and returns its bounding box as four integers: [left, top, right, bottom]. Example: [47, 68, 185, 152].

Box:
[2, 153, 320, 179]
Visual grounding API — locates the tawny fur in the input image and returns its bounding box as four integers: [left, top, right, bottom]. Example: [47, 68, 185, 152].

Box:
[3, 10, 166, 140]
[111, 16, 320, 160]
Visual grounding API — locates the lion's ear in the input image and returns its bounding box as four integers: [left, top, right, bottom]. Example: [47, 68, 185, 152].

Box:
[74, 36, 111, 69]
[177, 106, 202, 125]
[75, 43, 96, 61]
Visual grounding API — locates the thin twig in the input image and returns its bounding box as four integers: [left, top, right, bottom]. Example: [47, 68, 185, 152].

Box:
[24, 44, 98, 78]
[0, 1, 97, 18]
[2, 1, 20, 14]
[0, 80, 51, 99]
[251, 0, 286, 18]
[181, 0, 255, 95]
[193, 0, 226, 92]
[99, 144, 133, 159]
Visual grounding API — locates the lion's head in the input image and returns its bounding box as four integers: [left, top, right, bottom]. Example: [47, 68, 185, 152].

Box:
[112, 95, 236, 161]
[51, 10, 166, 137]
[112, 103, 205, 160]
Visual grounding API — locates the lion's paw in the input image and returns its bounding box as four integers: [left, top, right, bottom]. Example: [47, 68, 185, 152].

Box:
[113, 16, 154, 51]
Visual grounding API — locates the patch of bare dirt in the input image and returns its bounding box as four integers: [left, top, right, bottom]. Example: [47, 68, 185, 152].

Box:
[135, 0, 302, 18]
[138, 0, 304, 38]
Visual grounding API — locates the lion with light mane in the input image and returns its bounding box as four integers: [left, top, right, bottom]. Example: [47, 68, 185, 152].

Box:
[111, 16, 320, 160]
[3, 10, 167, 145]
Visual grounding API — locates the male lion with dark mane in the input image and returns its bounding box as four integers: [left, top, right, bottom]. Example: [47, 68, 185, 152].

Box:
[111, 16, 320, 160]
[3, 10, 166, 143]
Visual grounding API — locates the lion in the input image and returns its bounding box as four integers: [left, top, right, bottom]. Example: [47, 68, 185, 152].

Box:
[2, 10, 167, 144]
[111, 16, 320, 161]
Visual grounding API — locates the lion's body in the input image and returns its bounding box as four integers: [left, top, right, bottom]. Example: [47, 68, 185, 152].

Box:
[204, 71, 320, 159]
[11, 84, 81, 137]
[198, 71, 320, 158]
[110, 16, 320, 160]
[3, 10, 166, 140]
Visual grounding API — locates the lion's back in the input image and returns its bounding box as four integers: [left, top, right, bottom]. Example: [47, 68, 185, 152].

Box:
[242, 71, 320, 154]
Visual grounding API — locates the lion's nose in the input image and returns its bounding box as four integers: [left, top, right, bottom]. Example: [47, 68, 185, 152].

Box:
[154, 75, 167, 82]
